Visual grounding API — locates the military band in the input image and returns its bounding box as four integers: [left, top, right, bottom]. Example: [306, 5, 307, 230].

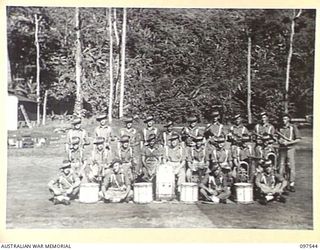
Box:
[49, 111, 300, 205]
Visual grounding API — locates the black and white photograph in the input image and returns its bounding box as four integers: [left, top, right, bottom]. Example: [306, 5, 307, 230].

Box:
[6, 6, 315, 230]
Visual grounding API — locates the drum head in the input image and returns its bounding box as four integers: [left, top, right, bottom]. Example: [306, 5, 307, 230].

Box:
[234, 182, 252, 187]
[134, 182, 152, 187]
[181, 182, 198, 187]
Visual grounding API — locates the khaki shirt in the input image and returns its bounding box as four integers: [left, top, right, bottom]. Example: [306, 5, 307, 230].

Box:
[91, 148, 112, 166]
[205, 122, 224, 138]
[120, 128, 138, 145]
[103, 171, 130, 189]
[117, 146, 134, 163]
[229, 124, 249, 138]
[66, 128, 88, 146]
[187, 146, 206, 163]
[142, 127, 158, 142]
[95, 126, 112, 143]
[164, 145, 185, 162]
[255, 123, 275, 136]
[278, 123, 301, 148]
[49, 170, 80, 190]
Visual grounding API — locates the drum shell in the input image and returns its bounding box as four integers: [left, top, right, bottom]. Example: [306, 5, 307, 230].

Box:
[180, 183, 198, 203]
[156, 164, 175, 200]
[234, 183, 253, 204]
[134, 183, 153, 203]
[79, 183, 99, 203]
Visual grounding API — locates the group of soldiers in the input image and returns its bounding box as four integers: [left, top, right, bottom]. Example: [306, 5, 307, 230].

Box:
[48, 110, 301, 205]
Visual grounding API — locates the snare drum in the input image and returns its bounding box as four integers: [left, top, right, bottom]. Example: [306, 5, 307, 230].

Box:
[234, 182, 253, 204]
[156, 164, 175, 200]
[180, 183, 198, 203]
[79, 183, 99, 203]
[134, 182, 153, 203]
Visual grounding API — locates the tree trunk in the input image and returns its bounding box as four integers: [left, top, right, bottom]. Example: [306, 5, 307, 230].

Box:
[108, 8, 114, 123]
[35, 14, 41, 125]
[75, 7, 82, 116]
[247, 36, 252, 124]
[285, 9, 302, 113]
[119, 8, 127, 118]
[42, 90, 48, 125]
[113, 8, 120, 103]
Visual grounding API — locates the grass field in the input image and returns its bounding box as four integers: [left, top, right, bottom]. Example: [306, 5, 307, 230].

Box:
[6, 124, 313, 229]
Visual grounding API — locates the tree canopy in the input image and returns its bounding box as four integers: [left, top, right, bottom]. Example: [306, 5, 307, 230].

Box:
[7, 7, 315, 124]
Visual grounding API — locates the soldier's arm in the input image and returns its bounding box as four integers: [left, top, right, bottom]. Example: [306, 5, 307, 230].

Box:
[199, 174, 209, 190]
[101, 174, 110, 194]
[255, 173, 263, 188]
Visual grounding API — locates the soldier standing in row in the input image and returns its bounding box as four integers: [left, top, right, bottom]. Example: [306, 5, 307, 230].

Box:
[164, 134, 186, 194]
[120, 117, 140, 147]
[95, 113, 112, 145]
[181, 116, 200, 147]
[255, 111, 275, 137]
[142, 115, 158, 146]
[65, 117, 89, 152]
[278, 113, 301, 192]
[204, 111, 224, 142]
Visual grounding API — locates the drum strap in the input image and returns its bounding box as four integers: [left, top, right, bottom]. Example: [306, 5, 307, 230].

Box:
[268, 125, 272, 135]
[163, 132, 167, 146]
[192, 147, 205, 162]
[242, 126, 246, 135]
[218, 124, 222, 137]
[59, 175, 73, 188]
[111, 174, 124, 188]
[289, 125, 293, 140]
[143, 128, 147, 141]
[237, 147, 241, 162]
[224, 149, 229, 163]
[213, 149, 217, 162]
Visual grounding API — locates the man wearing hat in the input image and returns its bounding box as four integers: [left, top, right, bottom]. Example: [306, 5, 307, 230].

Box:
[68, 136, 85, 176]
[66, 117, 89, 153]
[161, 120, 179, 147]
[101, 159, 133, 203]
[199, 165, 231, 204]
[255, 111, 275, 137]
[95, 113, 112, 145]
[48, 160, 81, 205]
[116, 135, 137, 184]
[255, 159, 287, 205]
[82, 137, 112, 183]
[141, 134, 164, 183]
[186, 136, 208, 183]
[181, 116, 200, 147]
[228, 114, 249, 150]
[120, 117, 139, 147]
[142, 115, 158, 145]
[232, 134, 255, 182]
[164, 134, 186, 194]
[277, 113, 301, 192]
[204, 111, 225, 143]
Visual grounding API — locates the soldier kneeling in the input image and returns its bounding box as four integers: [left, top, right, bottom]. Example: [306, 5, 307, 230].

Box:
[48, 160, 81, 205]
[100, 159, 133, 203]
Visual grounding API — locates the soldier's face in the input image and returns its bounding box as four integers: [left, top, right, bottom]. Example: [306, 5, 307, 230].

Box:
[167, 125, 173, 132]
[100, 119, 107, 126]
[196, 141, 202, 147]
[97, 144, 104, 150]
[147, 121, 153, 127]
[218, 142, 224, 148]
[171, 139, 178, 147]
[235, 117, 241, 125]
[262, 115, 268, 123]
[283, 116, 290, 125]
[126, 122, 132, 129]
[213, 168, 220, 176]
[63, 168, 71, 175]
[122, 142, 129, 148]
[113, 163, 120, 173]
[213, 116, 219, 122]
[73, 144, 79, 150]
[190, 122, 196, 128]
[74, 123, 81, 129]
[265, 166, 272, 174]
[149, 139, 155, 147]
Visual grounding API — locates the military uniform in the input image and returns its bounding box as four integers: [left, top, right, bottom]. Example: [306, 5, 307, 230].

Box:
[48, 161, 81, 205]
[181, 116, 200, 146]
[141, 135, 164, 182]
[186, 139, 208, 183]
[101, 164, 133, 203]
[117, 142, 136, 183]
[278, 120, 301, 188]
[164, 138, 186, 190]
[255, 112, 275, 137]
[199, 167, 231, 203]
[255, 160, 287, 204]
[66, 118, 89, 151]
[67, 137, 84, 176]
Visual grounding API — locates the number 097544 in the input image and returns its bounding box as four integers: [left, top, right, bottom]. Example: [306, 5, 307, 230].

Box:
[300, 244, 318, 248]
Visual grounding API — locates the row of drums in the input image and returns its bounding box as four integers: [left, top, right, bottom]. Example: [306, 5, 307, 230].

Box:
[79, 182, 254, 204]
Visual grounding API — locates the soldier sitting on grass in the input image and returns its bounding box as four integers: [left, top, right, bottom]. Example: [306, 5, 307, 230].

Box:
[48, 160, 81, 205]
[255, 159, 288, 205]
[199, 164, 231, 204]
[100, 159, 133, 203]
